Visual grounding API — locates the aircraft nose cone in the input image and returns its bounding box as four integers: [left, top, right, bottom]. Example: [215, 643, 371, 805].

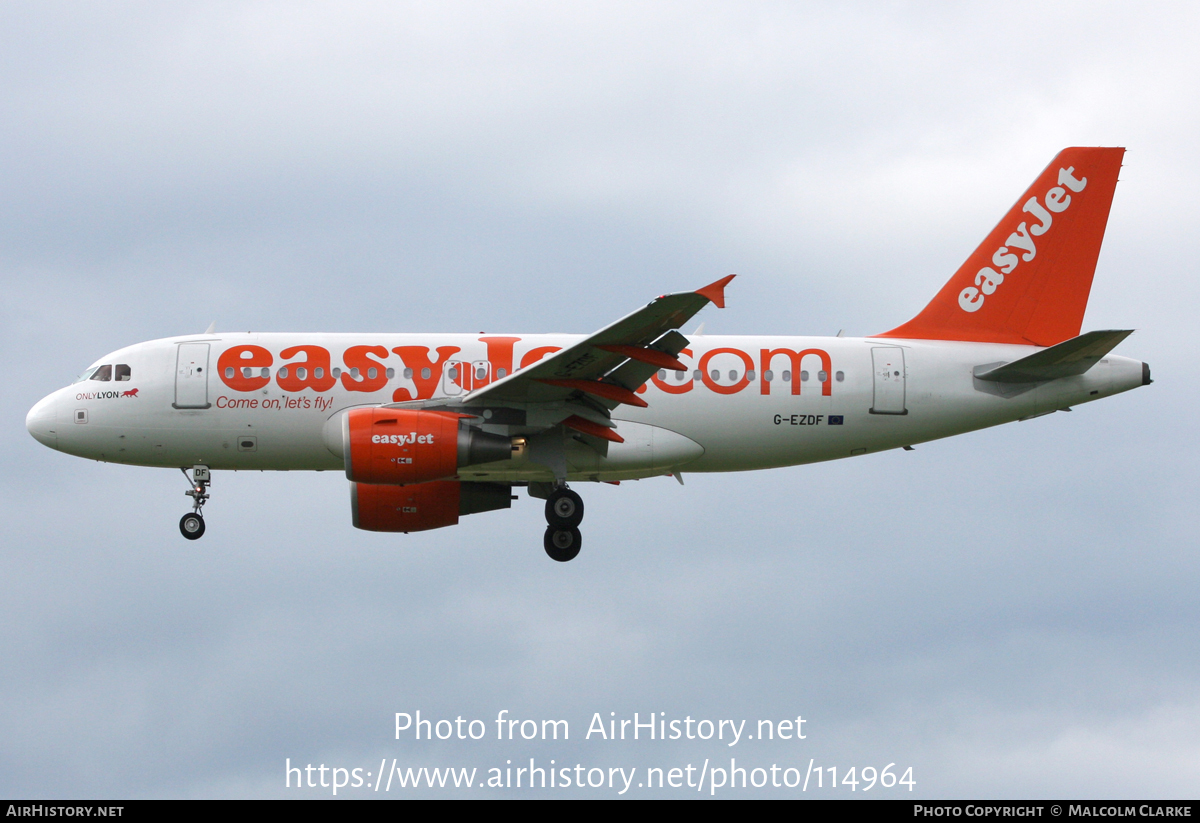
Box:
[26, 393, 59, 450]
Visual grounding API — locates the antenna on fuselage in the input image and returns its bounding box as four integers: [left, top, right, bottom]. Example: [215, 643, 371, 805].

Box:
[204, 321, 216, 334]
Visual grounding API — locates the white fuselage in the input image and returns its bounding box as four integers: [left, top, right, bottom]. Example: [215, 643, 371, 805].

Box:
[26, 333, 1146, 482]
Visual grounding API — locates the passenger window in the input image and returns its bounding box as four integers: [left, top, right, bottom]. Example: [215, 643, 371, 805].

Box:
[836, 371, 845, 382]
[386, 368, 395, 379]
[782, 370, 791, 382]
[496, 368, 506, 379]
[90, 365, 112, 382]
[747, 370, 755, 381]
[800, 370, 809, 382]
[818, 370, 828, 382]
[764, 370, 774, 381]
[728, 370, 738, 381]
[674, 370, 685, 380]
[404, 368, 414, 379]
[368, 367, 378, 379]
[115, 364, 131, 381]
[421, 368, 431, 380]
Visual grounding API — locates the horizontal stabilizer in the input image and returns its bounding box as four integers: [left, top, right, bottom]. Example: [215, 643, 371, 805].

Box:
[973, 329, 1134, 383]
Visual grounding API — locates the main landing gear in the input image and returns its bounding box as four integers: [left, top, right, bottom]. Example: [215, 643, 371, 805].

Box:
[179, 465, 211, 540]
[543, 486, 583, 562]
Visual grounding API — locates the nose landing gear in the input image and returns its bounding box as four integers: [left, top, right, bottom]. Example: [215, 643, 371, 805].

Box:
[543, 486, 584, 562]
[179, 465, 211, 540]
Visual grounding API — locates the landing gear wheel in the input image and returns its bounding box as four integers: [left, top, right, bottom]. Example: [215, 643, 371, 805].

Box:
[179, 512, 205, 540]
[179, 465, 211, 541]
[543, 526, 582, 562]
[545, 488, 584, 528]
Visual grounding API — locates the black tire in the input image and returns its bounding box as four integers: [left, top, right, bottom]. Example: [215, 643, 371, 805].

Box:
[543, 526, 582, 562]
[179, 513, 205, 540]
[545, 488, 584, 528]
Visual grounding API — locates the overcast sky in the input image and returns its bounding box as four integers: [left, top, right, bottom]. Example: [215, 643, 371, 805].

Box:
[2, 1, 1197, 798]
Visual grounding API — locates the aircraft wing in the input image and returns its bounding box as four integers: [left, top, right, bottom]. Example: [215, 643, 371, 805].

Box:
[461, 275, 735, 414]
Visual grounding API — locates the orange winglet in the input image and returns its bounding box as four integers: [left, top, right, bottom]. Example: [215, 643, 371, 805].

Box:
[596, 345, 688, 371]
[696, 274, 736, 308]
[538, 378, 649, 408]
[563, 415, 625, 443]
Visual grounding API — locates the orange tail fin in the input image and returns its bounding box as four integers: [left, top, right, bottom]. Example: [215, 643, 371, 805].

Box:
[878, 147, 1124, 346]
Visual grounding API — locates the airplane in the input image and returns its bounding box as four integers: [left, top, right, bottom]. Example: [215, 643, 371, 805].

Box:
[25, 147, 1150, 562]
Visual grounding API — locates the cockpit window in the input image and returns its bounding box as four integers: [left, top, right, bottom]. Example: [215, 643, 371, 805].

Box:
[73, 366, 100, 384]
[89, 365, 112, 382]
[115, 364, 131, 381]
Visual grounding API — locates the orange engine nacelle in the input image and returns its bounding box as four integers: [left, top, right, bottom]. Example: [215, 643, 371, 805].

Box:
[343, 408, 512, 485]
[351, 480, 513, 533]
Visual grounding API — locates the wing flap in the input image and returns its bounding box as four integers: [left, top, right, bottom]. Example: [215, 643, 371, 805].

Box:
[537, 379, 649, 408]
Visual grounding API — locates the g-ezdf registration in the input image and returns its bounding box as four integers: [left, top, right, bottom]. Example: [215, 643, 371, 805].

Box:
[282, 710, 916, 795]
